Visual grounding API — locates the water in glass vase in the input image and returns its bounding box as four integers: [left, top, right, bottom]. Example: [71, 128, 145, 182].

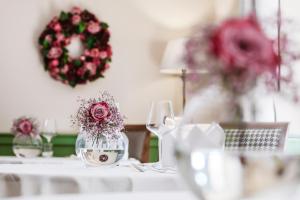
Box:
[80, 149, 125, 166]
[12, 134, 43, 158]
[79, 133, 126, 167]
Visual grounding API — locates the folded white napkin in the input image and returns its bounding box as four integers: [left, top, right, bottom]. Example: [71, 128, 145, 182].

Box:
[182, 122, 225, 150]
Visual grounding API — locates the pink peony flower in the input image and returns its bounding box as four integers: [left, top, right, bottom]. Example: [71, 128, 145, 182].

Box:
[47, 47, 63, 59]
[71, 7, 82, 15]
[87, 21, 100, 34]
[99, 51, 108, 59]
[211, 16, 279, 74]
[72, 15, 81, 25]
[89, 102, 110, 122]
[90, 48, 100, 57]
[17, 119, 33, 135]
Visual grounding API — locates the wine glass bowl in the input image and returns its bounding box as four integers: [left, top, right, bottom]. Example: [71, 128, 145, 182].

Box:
[42, 119, 57, 157]
[146, 100, 176, 168]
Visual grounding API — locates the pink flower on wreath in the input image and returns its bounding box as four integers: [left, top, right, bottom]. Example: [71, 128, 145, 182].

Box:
[89, 102, 110, 122]
[53, 23, 62, 32]
[71, 7, 82, 15]
[90, 48, 100, 57]
[80, 56, 86, 61]
[17, 119, 33, 135]
[47, 47, 63, 59]
[64, 37, 71, 45]
[45, 35, 52, 43]
[87, 21, 101, 34]
[210, 16, 279, 74]
[84, 62, 97, 75]
[106, 45, 112, 57]
[61, 65, 69, 73]
[93, 59, 100, 66]
[77, 67, 85, 76]
[72, 15, 81, 25]
[99, 51, 108, 59]
[50, 59, 59, 67]
[56, 33, 65, 43]
[84, 49, 91, 56]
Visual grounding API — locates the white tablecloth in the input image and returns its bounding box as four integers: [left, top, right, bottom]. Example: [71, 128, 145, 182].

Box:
[4, 191, 199, 200]
[0, 157, 186, 198]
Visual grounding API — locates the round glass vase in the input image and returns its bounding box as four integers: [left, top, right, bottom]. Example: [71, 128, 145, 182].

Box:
[79, 132, 127, 167]
[12, 133, 43, 158]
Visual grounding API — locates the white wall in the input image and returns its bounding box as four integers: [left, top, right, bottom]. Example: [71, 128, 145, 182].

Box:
[0, 0, 237, 133]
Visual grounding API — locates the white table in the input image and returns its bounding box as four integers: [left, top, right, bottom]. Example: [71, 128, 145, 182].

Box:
[0, 157, 186, 198]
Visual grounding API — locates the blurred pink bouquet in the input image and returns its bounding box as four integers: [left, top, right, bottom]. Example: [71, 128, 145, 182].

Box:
[11, 117, 39, 136]
[186, 15, 298, 98]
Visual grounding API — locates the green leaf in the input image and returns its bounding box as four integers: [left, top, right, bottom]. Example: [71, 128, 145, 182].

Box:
[100, 22, 109, 29]
[62, 53, 68, 64]
[69, 81, 76, 87]
[77, 22, 86, 33]
[86, 36, 96, 49]
[73, 60, 82, 68]
[60, 73, 67, 80]
[42, 40, 50, 49]
[59, 11, 69, 21]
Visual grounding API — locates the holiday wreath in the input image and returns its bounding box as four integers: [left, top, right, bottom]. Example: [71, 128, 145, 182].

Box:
[38, 7, 112, 87]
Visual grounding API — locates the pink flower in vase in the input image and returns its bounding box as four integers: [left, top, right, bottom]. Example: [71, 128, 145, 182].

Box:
[47, 47, 63, 59]
[89, 102, 110, 122]
[72, 15, 81, 25]
[210, 16, 279, 74]
[17, 119, 33, 135]
[87, 21, 100, 34]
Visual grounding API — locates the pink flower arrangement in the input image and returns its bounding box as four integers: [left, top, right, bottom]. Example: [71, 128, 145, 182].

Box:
[185, 15, 298, 97]
[72, 91, 124, 139]
[39, 7, 112, 87]
[11, 117, 39, 136]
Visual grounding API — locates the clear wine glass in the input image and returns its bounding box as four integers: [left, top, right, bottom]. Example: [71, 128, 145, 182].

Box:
[42, 119, 57, 157]
[146, 100, 176, 169]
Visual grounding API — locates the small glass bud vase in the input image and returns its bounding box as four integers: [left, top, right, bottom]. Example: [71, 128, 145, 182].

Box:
[79, 132, 127, 167]
[12, 133, 43, 158]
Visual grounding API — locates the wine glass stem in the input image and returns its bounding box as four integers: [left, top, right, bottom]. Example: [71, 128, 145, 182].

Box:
[158, 136, 163, 167]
